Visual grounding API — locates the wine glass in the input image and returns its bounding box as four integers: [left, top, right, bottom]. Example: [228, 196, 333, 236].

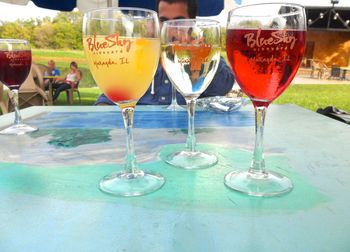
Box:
[161, 19, 221, 169]
[225, 3, 306, 196]
[83, 7, 165, 196]
[0, 39, 38, 135]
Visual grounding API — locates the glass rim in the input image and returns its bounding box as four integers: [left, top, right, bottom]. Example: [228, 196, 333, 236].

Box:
[84, 6, 158, 18]
[228, 2, 305, 18]
[0, 39, 29, 44]
[163, 18, 220, 27]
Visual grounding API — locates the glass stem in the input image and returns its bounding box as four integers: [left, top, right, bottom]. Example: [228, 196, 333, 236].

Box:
[186, 99, 196, 152]
[9, 89, 22, 125]
[249, 106, 267, 175]
[171, 85, 177, 105]
[122, 107, 137, 174]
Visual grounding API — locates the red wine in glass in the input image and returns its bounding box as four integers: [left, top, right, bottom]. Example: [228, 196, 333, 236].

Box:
[226, 29, 306, 107]
[0, 50, 32, 90]
[0, 39, 37, 135]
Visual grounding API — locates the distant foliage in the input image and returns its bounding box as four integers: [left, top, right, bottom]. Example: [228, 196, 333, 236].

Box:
[0, 11, 83, 49]
[221, 27, 226, 50]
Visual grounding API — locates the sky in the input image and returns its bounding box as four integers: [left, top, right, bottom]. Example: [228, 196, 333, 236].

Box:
[0, 1, 59, 22]
[0, 0, 349, 22]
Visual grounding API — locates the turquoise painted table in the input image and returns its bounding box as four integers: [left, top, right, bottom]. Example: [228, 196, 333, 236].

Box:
[0, 105, 349, 252]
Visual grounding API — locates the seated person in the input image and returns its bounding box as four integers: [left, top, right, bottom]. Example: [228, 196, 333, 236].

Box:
[96, 0, 235, 105]
[44, 60, 61, 90]
[96, 57, 235, 105]
[52, 61, 81, 101]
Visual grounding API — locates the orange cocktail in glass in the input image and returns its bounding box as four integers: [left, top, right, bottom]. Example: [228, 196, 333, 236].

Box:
[83, 7, 164, 197]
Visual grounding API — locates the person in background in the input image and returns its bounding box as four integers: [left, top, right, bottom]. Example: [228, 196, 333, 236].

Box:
[95, 0, 235, 105]
[52, 61, 81, 101]
[44, 60, 61, 90]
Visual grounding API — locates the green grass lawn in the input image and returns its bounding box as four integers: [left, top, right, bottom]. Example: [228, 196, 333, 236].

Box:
[54, 87, 102, 106]
[52, 84, 350, 114]
[32, 49, 87, 67]
[31, 49, 350, 112]
[275, 84, 350, 112]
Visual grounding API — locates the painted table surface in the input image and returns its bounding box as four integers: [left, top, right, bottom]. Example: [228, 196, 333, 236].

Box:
[0, 105, 349, 252]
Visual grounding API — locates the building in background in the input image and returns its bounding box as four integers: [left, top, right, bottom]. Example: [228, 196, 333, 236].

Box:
[242, 0, 350, 67]
[306, 1, 350, 67]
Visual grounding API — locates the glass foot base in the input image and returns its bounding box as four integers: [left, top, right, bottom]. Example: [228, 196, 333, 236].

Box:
[224, 170, 293, 197]
[99, 170, 165, 197]
[166, 150, 218, 170]
[166, 103, 185, 111]
[0, 123, 38, 135]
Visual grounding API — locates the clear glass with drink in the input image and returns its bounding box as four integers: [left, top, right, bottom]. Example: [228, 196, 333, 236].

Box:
[161, 19, 221, 169]
[0, 39, 38, 135]
[83, 7, 165, 196]
[225, 3, 306, 196]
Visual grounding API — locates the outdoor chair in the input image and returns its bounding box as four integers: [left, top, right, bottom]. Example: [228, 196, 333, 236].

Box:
[7, 64, 49, 112]
[318, 62, 329, 79]
[329, 65, 341, 80]
[0, 82, 8, 114]
[35, 63, 50, 78]
[65, 70, 82, 105]
[34, 63, 55, 104]
[310, 60, 320, 78]
[310, 60, 329, 79]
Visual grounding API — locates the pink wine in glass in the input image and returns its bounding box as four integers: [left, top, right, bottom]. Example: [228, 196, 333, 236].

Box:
[226, 29, 306, 107]
[0, 50, 32, 90]
[224, 3, 306, 197]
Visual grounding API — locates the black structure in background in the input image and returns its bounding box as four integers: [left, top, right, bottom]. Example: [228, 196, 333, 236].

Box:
[307, 0, 350, 31]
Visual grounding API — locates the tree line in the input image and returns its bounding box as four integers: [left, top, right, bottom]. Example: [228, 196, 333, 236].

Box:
[0, 12, 227, 50]
[0, 11, 83, 49]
